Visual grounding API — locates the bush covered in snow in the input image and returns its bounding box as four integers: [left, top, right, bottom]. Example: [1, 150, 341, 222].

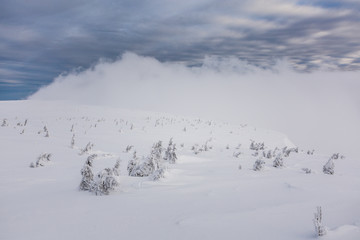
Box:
[250, 140, 265, 151]
[273, 154, 284, 168]
[323, 158, 335, 175]
[164, 138, 177, 164]
[93, 168, 119, 195]
[30, 153, 52, 168]
[313, 206, 327, 237]
[79, 142, 94, 155]
[128, 141, 166, 180]
[253, 159, 265, 171]
[79, 154, 96, 191]
[79, 154, 120, 195]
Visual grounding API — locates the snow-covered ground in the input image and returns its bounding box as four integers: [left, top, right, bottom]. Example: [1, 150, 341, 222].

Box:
[1, 100, 359, 240]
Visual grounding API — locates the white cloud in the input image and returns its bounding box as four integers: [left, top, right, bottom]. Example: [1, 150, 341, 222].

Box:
[243, 0, 327, 18]
[30, 53, 360, 158]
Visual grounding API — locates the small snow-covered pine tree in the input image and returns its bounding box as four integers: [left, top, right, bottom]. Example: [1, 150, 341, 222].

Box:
[323, 158, 335, 175]
[30, 153, 51, 168]
[313, 206, 327, 237]
[273, 154, 284, 168]
[79, 142, 94, 155]
[168, 144, 177, 164]
[253, 159, 265, 171]
[70, 134, 75, 148]
[93, 168, 119, 195]
[79, 154, 96, 191]
[1, 119, 8, 127]
[113, 158, 121, 176]
[164, 138, 174, 161]
[127, 151, 139, 176]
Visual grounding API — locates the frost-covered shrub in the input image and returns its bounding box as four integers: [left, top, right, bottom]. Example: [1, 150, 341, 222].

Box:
[150, 168, 165, 181]
[168, 144, 177, 164]
[79, 142, 94, 155]
[129, 141, 166, 180]
[79, 155, 120, 195]
[191, 144, 201, 155]
[313, 206, 327, 237]
[323, 159, 335, 175]
[93, 168, 119, 195]
[164, 138, 174, 160]
[130, 157, 156, 177]
[79, 154, 96, 191]
[70, 134, 75, 148]
[282, 147, 298, 157]
[1, 119, 9, 127]
[151, 141, 163, 159]
[164, 138, 177, 164]
[307, 149, 315, 155]
[113, 158, 121, 176]
[330, 153, 344, 160]
[127, 151, 139, 176]
[250, 140, 265, 151]
[233, 152, 241, 158]
[273, 154, 284, 168]
[30, 153, 52, 168]
[253, 159, 265, 171]
[124, 145, 134, 153]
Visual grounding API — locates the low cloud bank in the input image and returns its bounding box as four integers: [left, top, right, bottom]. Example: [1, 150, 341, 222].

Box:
[30, 52, 360, 158]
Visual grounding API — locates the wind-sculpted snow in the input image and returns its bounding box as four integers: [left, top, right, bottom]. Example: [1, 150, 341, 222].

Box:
[29, 53, 360, 158]
[0, 100, 360, 240]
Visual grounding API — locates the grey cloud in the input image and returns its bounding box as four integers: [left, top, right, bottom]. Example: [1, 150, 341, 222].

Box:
[1, 0, 360, 99]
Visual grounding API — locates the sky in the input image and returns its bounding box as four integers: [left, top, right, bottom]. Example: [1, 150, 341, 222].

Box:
[1, 0, 360, 100]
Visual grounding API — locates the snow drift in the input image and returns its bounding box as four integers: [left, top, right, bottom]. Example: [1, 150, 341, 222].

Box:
[30, 52, 360, 158]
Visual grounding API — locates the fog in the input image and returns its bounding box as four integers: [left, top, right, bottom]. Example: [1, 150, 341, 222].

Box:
[30, 52, 360, 158]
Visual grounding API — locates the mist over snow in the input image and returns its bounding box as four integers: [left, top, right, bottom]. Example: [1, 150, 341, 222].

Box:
[30, 52, 360, 158]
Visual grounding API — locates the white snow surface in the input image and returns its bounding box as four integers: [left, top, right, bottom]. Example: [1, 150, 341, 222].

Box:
[1, 100, 359, 240]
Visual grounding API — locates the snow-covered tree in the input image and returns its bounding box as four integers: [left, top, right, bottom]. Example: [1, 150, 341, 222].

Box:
[168, 144, 177, 164]
[113, 158, 121, 176]
[79, 142, 94, 155]
[93, 168, 119, 195]
[253, 159, 265, 171]
[313, 206, 327, 237]
[250, 140, 265, 151]
[127, 151, 139, 176]
[164, 138, 174, 161]
[124, 145, 133, 153]
[151, 141, 163, 160]
[79, 154, 96, 191]
[307, 149, 315, 155]
[164, 138, 177, 164]
[1, 119, 9, 127]
[150, 168, 165, 181]
[30, 153, 51, 168]
[129, 141, 166, 180]
[70, 134, 75, 148]
[323, 158, 335, 175]
[273, 154, 284, 168]
[233, 152, 241, 158]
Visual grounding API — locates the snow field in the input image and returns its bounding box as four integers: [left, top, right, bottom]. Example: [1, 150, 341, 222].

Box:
[0, 100, 359, 240]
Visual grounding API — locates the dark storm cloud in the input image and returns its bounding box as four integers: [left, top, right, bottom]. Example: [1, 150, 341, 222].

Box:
[1, 0, 360, 99]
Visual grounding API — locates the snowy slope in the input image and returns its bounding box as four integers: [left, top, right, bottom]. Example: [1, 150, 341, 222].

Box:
[1, 100, 359, 240]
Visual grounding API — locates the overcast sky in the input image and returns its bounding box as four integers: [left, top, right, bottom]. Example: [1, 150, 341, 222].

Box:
[1, 0, 360, 99]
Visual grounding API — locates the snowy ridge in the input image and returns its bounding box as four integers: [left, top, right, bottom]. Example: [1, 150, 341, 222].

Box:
[0, 100, 359, 240]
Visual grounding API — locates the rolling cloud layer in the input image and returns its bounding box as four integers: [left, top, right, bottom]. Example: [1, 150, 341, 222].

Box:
[1, 0, 360, 99]
[30, 53, 360, 158]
